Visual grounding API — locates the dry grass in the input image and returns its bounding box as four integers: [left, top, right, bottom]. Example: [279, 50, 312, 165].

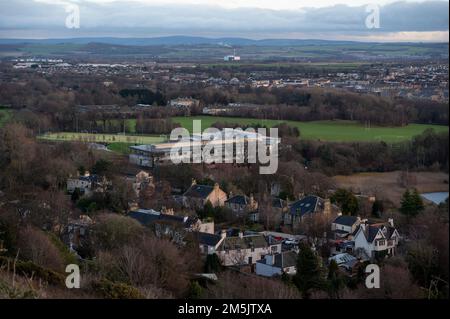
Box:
[333, 171, 449, 204]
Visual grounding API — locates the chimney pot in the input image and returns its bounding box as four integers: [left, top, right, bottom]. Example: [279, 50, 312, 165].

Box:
[388, 218, 394, 227]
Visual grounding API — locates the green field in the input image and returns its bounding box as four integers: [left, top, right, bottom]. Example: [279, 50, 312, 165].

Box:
[171, 116, 449, 143]
[39, 132, 166, 145]
[38, 118, 448, 154]
[0, 109, 12, 127]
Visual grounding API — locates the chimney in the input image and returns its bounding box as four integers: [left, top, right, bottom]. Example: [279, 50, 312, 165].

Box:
[238, 231, 244, 238]
[191, 178, 197, 186]
[221, 230, 227, 239]
[388, 218, 394, 227]
[360, 223, 367, 232]
[214, 183, 220, 191]
[324, 199, 331, 215]
[356, 216, 361, 224]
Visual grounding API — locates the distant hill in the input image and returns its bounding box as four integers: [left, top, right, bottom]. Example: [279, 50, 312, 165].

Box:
[0, 36, 422, 47]
[0, 36, 447, 61]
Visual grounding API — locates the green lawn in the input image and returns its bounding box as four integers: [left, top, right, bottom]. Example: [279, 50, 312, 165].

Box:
[39, 132, 166, 145]
[107, 142, 135, 155]
[0, 109, 12, 127]
[171, 116, 449, 143]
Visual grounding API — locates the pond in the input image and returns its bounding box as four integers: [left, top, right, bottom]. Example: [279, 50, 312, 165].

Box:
[421, 192, 449, 205]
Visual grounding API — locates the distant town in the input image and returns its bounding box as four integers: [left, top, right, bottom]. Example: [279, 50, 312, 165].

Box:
[0, 36, 448, 301]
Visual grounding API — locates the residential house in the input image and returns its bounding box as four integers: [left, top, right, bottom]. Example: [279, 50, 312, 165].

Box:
[353, 219, 400, 261]
[66, 172, 108, 196]
[328, 253, 360, 276]
[64, 215, 93, 254]
[284, 195, 332, 226]
[225, 194, 258, 217]
[132, 170, 154, 196]
[331, 215, 361, 240]
[183, 180, 228, 209]
[268, 197, 289, 225]
[196, 232, 225, 255]
[215, 231, 281, 267]
[129, 208, 214, 245]
[255, 251, 298, 277]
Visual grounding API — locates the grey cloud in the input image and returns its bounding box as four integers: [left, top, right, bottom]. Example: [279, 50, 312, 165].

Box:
[0, 0, 448, 38]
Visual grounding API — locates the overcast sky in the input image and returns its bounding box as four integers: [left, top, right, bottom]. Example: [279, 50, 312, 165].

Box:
[0, 0, 448, 41]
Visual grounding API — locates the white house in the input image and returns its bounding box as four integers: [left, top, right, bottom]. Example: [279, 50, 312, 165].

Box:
[353, 219, 399, 261]
[67, 173, 105, 196]
[255, 251, 297, 277]
[215, 231, 281, 266]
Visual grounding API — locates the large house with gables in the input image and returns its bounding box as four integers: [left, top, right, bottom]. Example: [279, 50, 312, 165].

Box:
[353, 219, 400, 261]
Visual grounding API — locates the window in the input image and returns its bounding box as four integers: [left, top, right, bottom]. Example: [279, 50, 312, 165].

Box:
[377, 240, 386, 246]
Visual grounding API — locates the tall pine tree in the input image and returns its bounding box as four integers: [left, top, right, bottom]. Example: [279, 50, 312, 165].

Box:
[293, 243, 325, 299]
[400, 189, 424, 218]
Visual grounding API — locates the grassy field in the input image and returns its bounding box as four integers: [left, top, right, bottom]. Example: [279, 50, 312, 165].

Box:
[37, 117, 448, 155]
[39, 132, 166, 145]
[171, 116, 449, 143]
[0, 109, 12, 127]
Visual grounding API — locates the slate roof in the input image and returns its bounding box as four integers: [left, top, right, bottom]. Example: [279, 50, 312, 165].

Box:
[257, 251, 297, 269]
[334, 215, 359, 227]
[289, 196, 323, 217]
[274, 251, 297, 268]
[129, 209, 197, 228]
[197, 232, 223, 247]
[183, 184, 214, 199]
[226, 195, 249, 206]
[218, 235, 268, 251]
[329, 253, 359, 270]
[355, 223, 397, 243]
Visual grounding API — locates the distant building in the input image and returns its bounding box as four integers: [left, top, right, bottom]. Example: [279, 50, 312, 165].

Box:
[224, 49, 241, 62]
[169, 97, 199, 108]
[128, 129, 280, 168]
[66, 172, 108, 196]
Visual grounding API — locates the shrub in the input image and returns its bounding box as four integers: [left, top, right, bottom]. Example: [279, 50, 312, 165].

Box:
[91, 279, 144, 299]
[0, 256, 65, 286]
